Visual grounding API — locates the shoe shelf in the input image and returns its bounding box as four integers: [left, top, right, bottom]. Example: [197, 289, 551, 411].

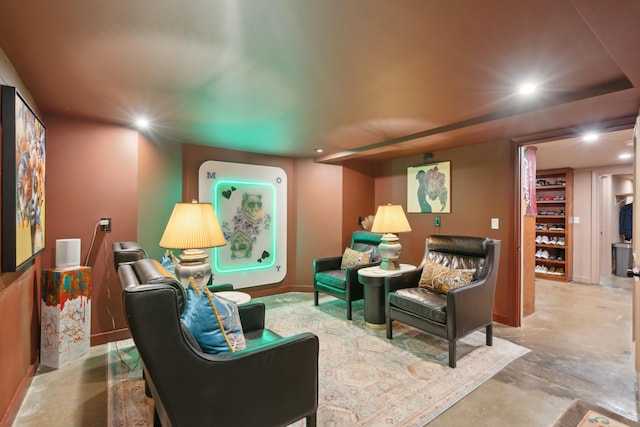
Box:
[534, 168, 573, 282]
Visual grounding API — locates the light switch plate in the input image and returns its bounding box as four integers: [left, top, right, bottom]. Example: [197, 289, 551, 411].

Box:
[491, 218, 499, 229]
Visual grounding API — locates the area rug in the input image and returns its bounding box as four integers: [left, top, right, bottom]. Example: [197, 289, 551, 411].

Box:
[271, 297, 529, 426]
[552, 399, 640, 427]
[107, 338, 153, 427]
[107, 295, 529, 426]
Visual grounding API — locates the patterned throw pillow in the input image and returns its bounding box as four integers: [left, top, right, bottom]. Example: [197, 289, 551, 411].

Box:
[418, 259, 451, 289]
[180, 282, 246, 354]
[419, 259, 475, 293]
[340, 247, 372, 269]
[430, 269, 475, 293]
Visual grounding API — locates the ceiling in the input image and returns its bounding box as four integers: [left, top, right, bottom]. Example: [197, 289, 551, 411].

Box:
[534, 127, 634, 171]
[0, 0, 639, 164]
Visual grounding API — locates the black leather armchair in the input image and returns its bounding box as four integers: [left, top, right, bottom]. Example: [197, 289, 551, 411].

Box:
[112, 241, 147, 269]
[385, 235, 501, 368]
[113, 241, 233, 292]
[313, 230, 383, 320]
[120, 258, 319, 427]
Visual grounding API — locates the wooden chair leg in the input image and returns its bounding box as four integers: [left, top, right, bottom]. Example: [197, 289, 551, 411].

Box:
[448, 341, 456, 368]
[486, 324, 493, 346]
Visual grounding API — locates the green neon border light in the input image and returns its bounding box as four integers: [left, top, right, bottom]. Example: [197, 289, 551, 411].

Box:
[213, 179, 276, 273]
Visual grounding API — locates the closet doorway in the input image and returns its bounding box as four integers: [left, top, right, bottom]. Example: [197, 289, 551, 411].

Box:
[519, 127, 634, 319]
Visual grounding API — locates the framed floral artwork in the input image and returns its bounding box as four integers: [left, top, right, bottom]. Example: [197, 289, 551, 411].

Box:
[1, 85, 46, 271]
[407, 161, 451, 213]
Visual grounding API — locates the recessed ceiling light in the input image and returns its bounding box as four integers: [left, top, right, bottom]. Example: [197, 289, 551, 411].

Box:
[582, 132, 599, 142]
[619, 153, 632, 160]
[315, 148, 324, 153]
[518, 83, 537, 95]
[135, 118, 149, 129]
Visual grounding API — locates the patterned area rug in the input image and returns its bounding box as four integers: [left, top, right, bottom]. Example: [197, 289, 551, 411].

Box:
[552, 399, 640, 427]
[107, 295, 529, 426]
[271, 297, 529, 426]
[106, 339, 153, 427]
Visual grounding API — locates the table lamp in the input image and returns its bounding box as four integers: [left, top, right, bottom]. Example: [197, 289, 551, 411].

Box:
[370, 204, 412, 270]
[159, 201, 227, 288]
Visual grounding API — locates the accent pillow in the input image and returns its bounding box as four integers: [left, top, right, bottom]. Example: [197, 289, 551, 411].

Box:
[160, 250, 176, 276]
[418, 259, 451, 289]
[430, 269, 475, 293]
[180, 282, 246, 354]
[418, 259, 475, 294]
[340, 247, 372, 269]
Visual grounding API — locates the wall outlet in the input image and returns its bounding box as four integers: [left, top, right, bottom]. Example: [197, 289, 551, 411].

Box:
[100, 217, 112, 232]
[491, 218, 499, 229]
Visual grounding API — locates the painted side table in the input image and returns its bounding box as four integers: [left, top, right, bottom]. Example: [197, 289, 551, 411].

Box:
[41, 266, 92, 369]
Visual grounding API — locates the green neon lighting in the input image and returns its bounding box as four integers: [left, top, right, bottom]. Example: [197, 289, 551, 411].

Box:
[212, 179, 277, 274]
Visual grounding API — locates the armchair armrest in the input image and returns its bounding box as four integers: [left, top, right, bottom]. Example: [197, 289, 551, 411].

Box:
[207, 283, 234, 293]
[179, 332, 320, 426]
[314, 256, 342, 272]
[238, 302, 266, 332]
[384, 268, 423, 293]
[447, 277, 494, 337]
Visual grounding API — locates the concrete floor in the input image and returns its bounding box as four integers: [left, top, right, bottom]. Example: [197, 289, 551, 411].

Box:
[12, 275, 639, 426]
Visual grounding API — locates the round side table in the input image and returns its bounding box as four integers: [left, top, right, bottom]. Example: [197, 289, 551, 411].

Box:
[358, 264, 416, 328]
[216, 290, 252, 305]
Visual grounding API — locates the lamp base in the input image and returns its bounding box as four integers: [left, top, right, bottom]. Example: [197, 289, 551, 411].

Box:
[379, 258, 401, 271]
[175, 249, 211, 288]
[378, 233, 402, 271]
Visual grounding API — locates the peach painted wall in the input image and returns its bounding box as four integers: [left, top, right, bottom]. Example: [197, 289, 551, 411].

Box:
[295, 159, 344, 287]
[43, 115, 140, 343]
[0, 49, 45, 425]
[342, 160, 378, 248]
[374, 139, 517, 325]
[136, 134, 182, 261]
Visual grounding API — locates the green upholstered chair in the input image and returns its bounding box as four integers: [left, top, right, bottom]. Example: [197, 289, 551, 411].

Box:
[313, 230, 383, 320]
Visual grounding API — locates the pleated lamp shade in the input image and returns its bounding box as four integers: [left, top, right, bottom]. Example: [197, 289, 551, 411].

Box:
[371, 204, 412, 234]
[159, 202, 227, 250]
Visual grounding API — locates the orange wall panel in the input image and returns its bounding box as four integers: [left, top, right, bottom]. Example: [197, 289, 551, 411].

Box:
[374, 140, 516, 324]
[43, 115, 140, 343]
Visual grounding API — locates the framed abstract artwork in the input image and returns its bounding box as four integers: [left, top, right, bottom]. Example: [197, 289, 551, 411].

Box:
[198, 160, 287, 289]
[407, 161, 451, 213]
[1, 85, 46, 272]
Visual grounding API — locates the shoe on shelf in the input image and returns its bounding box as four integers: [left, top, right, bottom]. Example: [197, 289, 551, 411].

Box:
[557, 237, 565, 246]
[550, 236, 558, 245]
[535, 249, 543, 258]
[540, 250, 550, 259]
[555, 249, 564, 261]
[535, 235, 543, 243]
[541, 235, 550, 244]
